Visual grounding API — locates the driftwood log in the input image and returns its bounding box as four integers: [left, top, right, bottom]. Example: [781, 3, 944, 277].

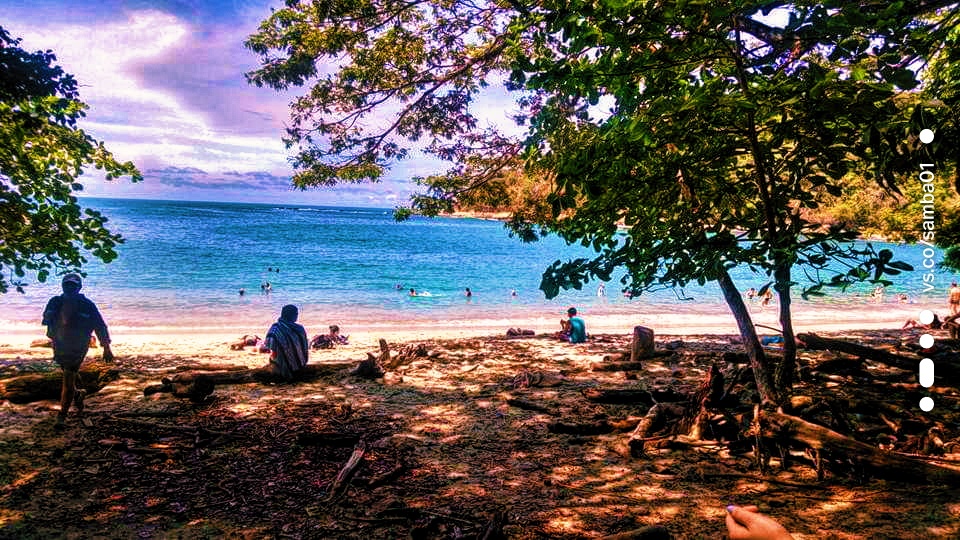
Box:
[583, 387, 688, 405]
[600, 525, 672, 540]
[759, 410, 960, 485]
[628, 403, 683, 456]
[352, 339, 388, 378]
[1, 362, 120, 404]
[144, 362, 355, 402]
[797, 333, 916, 371]
[548, 419, 615, 435]
[677, 363, 724, 440]
[327, 441, 367, 501]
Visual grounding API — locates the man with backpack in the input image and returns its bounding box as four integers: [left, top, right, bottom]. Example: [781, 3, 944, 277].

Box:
[42, 273, 113, 429]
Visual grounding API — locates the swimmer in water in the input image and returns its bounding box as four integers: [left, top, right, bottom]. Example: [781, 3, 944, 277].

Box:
[409, 288, 417, 297]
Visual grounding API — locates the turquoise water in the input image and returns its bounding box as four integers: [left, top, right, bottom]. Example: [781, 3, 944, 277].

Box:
[1, 197, 955, 330]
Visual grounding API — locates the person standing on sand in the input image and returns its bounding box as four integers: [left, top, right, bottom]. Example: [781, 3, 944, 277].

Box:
[949, 282, 960, 316]
[42, 274, 113, 429]
[759, 288, 774, 308]
[259, 304, 309, 381]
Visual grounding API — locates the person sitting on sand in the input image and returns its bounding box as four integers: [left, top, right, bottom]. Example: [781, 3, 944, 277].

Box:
[259, 304, 309, 381]
[311, 325, 349, 349]
[903, 313, 943, 330]
[564, 307, 587, 344]
[230, 334, 261, 350]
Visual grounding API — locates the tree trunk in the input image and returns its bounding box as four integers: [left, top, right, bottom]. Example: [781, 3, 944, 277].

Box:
[717, 268, 780, 404]
[773, 264, 796, 392]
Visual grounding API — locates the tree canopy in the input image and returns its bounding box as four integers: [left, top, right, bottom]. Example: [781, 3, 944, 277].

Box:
[247, 1, 959, 402]
[0, 26, 141, 293]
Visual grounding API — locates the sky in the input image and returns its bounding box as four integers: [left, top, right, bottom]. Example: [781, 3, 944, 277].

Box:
[2, 0, 518, 207]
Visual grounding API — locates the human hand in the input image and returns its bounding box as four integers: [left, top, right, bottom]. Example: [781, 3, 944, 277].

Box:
[102, 345, 115, 363]
[725, 505, 793, 540]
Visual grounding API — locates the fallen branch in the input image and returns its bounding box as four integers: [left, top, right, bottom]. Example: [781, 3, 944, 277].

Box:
[796, 333, 916, 371]
[479, 509, 506, 540]
[760, 411, 960, 485]
[143, 362, 356, 401]
[600, 525, 671, 540]
[591, 361, 647, 372]
[506, 398, 556, 415]
[328, 441, 367, 502]
[583, 387, 687, 405]
[548, 420, 614, 435]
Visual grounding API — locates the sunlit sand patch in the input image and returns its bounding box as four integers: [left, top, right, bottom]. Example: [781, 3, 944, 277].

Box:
[0, 509, 24, 527]
[544, 511, 586, 536]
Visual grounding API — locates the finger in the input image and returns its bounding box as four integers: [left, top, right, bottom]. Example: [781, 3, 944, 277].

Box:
[725, 513, 749, 538]
[728, 506, 762, 527]
[726, 505, 759, 515]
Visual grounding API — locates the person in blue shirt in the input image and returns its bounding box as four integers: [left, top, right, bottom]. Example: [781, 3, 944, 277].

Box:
[42, 273, 113, 429]
[566, 307, 587, 343]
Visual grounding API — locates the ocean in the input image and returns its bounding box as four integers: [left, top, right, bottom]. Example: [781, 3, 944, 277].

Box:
[2, 197, 955, 334]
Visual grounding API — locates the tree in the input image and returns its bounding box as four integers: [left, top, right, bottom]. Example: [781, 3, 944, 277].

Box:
[916, 14, 960, 269]
[246, 2, 958, 403]
[0, 26, 141, 294]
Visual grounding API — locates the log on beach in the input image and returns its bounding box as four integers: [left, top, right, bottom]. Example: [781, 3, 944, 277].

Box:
[759, 410, 960, 486]
[797, 333, 916, 371]
[144, 362, 356, 401]
[1, 362, 120, 404]
[583, 387, 688, 405]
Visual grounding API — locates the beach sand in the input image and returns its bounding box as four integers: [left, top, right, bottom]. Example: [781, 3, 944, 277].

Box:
[0, 300, 931, 355]
[2, 303, 958, 538]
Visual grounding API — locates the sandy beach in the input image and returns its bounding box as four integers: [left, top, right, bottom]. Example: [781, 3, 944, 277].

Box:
[1, 300, 934, 356]
[3, 300, 958, 539]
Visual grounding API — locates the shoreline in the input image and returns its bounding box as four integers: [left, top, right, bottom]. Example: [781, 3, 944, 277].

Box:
[1, 302, 931, 354]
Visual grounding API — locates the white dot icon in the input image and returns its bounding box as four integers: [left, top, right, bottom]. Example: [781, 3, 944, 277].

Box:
[920, 334, 935, 349]
[920, 396, 934, 412]
[919, 310, 935, 325]
[919, 129, 935, 144]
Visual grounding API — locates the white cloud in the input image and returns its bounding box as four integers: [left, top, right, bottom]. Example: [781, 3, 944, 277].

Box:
[11, 11, 290, 176]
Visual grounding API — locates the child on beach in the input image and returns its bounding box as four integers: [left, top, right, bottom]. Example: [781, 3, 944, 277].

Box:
[310, 325, 349, 349]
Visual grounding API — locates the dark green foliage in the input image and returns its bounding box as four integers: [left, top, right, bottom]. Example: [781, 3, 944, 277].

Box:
[247, 2, 959, 400]
[0, 26, 141, 293]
